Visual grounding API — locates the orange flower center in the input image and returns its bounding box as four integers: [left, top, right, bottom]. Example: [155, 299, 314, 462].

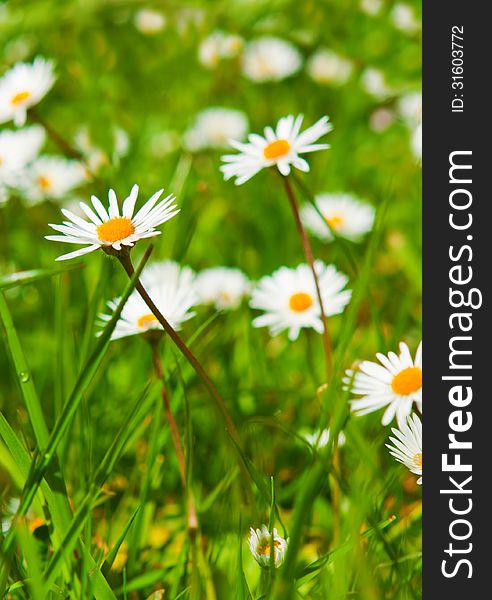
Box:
[37, 176, 51, 190]
[289, 292, 313, 312]
[413, 453, 422, 468]
[326, 214, 343, 230]
[137, 313, 158, 329]
[11, 91, 31, 106]
[263, 139, 291, 160]
[96, 217, 135, 243]
[391, 366, 422, 395]
[258, 539, 282, 556]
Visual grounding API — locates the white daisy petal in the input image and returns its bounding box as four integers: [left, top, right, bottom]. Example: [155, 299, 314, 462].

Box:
[348, 340, 422, 425]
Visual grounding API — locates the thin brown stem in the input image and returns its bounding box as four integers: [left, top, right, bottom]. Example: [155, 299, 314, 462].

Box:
[118, 253, 241, 445]
[283, 176, 332, 379]
[29, 108, 84, 161]
[150, 340, 186, 486]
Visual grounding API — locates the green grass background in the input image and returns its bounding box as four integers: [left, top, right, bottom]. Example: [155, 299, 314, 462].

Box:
[0, 1, 421, 598]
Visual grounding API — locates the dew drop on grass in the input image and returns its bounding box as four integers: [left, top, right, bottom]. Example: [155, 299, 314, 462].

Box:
[18, 371, 30, 383]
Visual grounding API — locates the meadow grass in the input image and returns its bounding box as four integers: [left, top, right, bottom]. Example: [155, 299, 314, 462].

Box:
[1, 1, 421, 598]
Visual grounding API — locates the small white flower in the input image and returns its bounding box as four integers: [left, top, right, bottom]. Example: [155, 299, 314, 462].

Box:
[195, 267, 250, 310]
[99, 261, 198, 340]
[301, 193, 375, 242]
[397, 92, 422, 127]
[242, 37, 302, 82]
[198, 31, 243, 68]
[183, 108, 249, 151]
[0, 125, 45, 186]
[21, 156, 87, 204]
[134, 8, 166, 35]
[0, 57, 55, 126]
[250, 262, 351, 341]
[221, 114, 332, 185]
[386, 413, 422, 484]
[346, 341, 422, 426]
[301, 428, 346, 449]
[360, 0, 382, 16]
[306, 49, 353, 86]
[369, 107, 395, 132]
[412, 122, 422, 160]
[45, 184, 179, 261]
[248, 525, 288, 568]
[390, 3, 420, 33]
[360, 68, 393, 100]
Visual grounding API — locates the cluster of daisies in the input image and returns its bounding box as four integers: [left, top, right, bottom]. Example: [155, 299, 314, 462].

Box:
[0, 58, 89, 205]
[3, 27, 421, 570]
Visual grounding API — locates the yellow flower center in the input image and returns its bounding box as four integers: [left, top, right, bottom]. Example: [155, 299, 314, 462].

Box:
[413, 453, 422, 468]
[37, 176, 51, 190]
[96, 217, 135, 243]
[11, 91, 31, 106]
[326, 214, 343, 230]
[137, 313, 158, 329]
[263, 139, 291, 160]
[258, 539, 282, 556]
[289, 292, 313, 312]
[391, 367, 422, 395]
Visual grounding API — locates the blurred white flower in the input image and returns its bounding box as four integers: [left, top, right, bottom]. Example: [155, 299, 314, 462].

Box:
[397, 92, 422, 127]
[306, 49, 353, 86]
[250, 262, 351, 341]
[369, 107, 395, 132]
[134, 8, 166, 35]
[301, 193, 374, 242]
[386, 413, 422, 484]
[0, 57, 55, 126]
[302, 428, 346, 449]
[198, 31, 243, 68]
[390, 3, 420, 33]
[221, 114, 331, 185]
[361, 68, 392, 100]
[184, 108, 249, 151]
[248, 525, 288, 568]
[0, 125, 45, 186]
[74, 126, 130, 173]
[360, 0, 382, 16]
[21, 156, 87, 204]
[99, 261, 198, 340]
[45, 184, 179, 261]
[195, 267, 250, 310]
[346, 341, 422, 426]
[242, 37, 302, 82]
[412, 122, 422, 160]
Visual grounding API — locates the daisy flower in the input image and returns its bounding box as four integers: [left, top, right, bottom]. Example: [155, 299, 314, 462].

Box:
[183, 108, 249, 151]
[195, 267, 250, 310]
[21, 156, 87, 204]
[45, 184, 179, 261]
[133, 8, 166, 35]
[198, 31, 243, 68]
[99, 261, 198, 340]
[386, 413, 422, 484]
[0, 125, 45, 187]
[0, 57, 55, 126]
[346, 341, 422, 426]
[248, 525, 288, 569]
[360, 68, 393, 100]
[220, 114, 332, 185]
[397, 91, 422, 127]
[301, 193, 375, 242]
[306, 49, 353, 86]
[242, 37, 302, 83]
[301, 428, 346, 449]
[250, 261, 351, 341]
